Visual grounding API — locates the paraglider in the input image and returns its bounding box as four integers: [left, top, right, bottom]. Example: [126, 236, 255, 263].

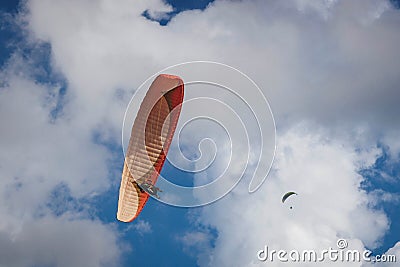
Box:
[117, 74, 184, 223]
[282, 191, 298, 209]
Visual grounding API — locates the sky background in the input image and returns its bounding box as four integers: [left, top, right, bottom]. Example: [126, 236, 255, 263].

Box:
[0, 0, 400, 267]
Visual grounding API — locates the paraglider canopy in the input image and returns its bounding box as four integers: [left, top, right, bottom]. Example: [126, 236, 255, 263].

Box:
[117, 74, 184, 223]
[282, 191, 298, 209]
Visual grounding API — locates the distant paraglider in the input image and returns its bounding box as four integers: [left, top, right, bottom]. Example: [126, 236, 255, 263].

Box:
[282, 191, 298, 209]
[117, 74, 184, 223]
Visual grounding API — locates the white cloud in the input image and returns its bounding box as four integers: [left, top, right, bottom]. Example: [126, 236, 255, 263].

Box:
[0, 55, 123, 266]
[179, 231, 210, 246]
[129, 219, 152, 235]
[368, 189, 400, 206]
[383, 131, 400, 159]
[0, 56, 110, 201]
[23, 0, 400, 141]
[144, 0, 174, 21]
[0, 214, 122, 267]
[177, 230, 213, 266]
[192, 124, 390, 266]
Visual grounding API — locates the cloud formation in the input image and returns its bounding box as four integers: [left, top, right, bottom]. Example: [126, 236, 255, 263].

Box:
[192, 125, 390, 266]
[0, 54, 122, 266]
[0, 214, 121, 267]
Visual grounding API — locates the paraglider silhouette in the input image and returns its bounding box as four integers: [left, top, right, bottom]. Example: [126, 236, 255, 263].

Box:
[117, 74, 184, 223]
[282, 191, 298, 209]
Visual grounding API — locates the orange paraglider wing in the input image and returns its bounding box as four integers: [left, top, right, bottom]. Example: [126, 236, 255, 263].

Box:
[117, 74, 184, 222]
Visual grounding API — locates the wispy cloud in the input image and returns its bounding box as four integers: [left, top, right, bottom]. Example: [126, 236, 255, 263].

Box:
[126, 220, 153, 235]
[176, 230, 214, 266]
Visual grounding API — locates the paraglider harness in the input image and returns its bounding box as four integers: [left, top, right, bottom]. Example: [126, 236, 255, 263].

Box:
[133, 177, 162, 199]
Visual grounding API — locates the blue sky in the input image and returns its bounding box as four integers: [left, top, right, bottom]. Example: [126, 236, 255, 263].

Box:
[360, 145, 400, 255]
[0, 0, 20, 67]
[1, 1, 400, 267]
[142, 0, 214, 25]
